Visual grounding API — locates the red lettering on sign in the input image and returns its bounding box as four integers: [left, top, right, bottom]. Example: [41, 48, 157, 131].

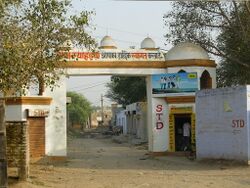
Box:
[155, 104, 164, 129]
[232, 119, 245, 128]
[156, 105, 163, 113]
[232, 120, 237, 128]
[240, 120, 244, 128]
[156, 122, 164, 130]
[156, 113, 163, 121]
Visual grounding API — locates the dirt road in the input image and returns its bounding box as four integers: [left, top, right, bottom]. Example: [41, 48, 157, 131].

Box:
[9, 132, 250, 188]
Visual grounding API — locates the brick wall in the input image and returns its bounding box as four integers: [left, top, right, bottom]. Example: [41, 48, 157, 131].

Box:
[6, 121, 29, 180]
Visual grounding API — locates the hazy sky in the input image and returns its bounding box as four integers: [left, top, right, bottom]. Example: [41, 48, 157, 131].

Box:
[67, 0, 172, 106]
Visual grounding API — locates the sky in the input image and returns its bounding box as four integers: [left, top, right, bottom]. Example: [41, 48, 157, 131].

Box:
[66, 0, 172, 107]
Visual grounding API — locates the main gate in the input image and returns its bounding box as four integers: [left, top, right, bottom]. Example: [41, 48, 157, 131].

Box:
[41, 36, 216, 157]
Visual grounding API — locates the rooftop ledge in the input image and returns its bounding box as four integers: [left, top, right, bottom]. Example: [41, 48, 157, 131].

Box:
[2, 96, 52, 105]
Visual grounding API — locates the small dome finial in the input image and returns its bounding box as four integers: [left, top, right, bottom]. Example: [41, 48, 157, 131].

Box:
[99, 35, 117, 49]
[140, 37, 157, 50]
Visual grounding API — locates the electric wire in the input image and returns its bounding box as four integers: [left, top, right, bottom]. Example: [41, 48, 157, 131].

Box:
[92, 24, 163, 40]
[68, 80, 110, 90]
[70, 82, 107, 92]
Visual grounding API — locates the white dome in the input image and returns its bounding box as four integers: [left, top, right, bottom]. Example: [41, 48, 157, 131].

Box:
[165, 42, 210, 60]
[99, 35, 117, 49]
[141, 37, 156, 49]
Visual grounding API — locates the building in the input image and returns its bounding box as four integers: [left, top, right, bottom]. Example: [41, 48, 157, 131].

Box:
[146, 42, 216, 153]
[5, 96, 52, 164]
[91, 106, 112, 128]
[4, 35, 216, 164]
[126, 102, 147, 141]
[115, 109, 127, 134]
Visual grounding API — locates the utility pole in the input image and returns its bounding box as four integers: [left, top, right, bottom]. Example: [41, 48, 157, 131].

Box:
[0, 100, 8, 188]
[101, 94, 104, 126]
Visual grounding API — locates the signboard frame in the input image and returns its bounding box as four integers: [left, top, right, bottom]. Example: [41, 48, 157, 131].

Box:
[152, 72, 198, 96]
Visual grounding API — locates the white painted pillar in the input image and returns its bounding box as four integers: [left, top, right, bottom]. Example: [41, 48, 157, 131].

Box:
[210, 68, 217, 88]
[247, 86, 250, 163]
[146, 76, 153, 151]
[146, 76, 169, 152]
[44, 75, 67, 157]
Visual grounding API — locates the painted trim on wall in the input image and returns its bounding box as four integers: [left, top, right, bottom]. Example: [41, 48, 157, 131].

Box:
[141, 48, 159, 51]
[4, 97, 52, 105]
[166, 59, 216, 68]
[62, 59, 216, 69]
[62, 61, 166, 68]
[98, 46, 117, 49]
[165, 96, 195, 104]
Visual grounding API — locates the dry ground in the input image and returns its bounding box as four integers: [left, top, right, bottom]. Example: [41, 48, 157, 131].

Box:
[9, 130, 250, 188]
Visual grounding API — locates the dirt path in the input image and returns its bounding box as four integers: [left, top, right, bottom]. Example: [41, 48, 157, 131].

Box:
[9, 132, 250, 188]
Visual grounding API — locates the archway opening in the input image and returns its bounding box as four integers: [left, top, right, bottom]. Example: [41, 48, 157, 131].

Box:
[178, 69, 186, 73]
[66, 75, 147, 133]
[200, 70, 212, 89]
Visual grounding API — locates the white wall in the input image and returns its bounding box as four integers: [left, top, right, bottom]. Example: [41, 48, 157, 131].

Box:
[5, 102, 50, 122]
[116, 110, 127, 134]
[5, 105, 23, 121]
[125, 102, 148, 140]
[247, 86, 250, 161]
[44, 75, 67, 157]
[196, 86, 249, 162]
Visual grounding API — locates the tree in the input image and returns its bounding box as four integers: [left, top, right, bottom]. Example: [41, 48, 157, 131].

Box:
[67, 91, 92, 128]
[1, 0, 96, 94]
[216, 4, 250, 87]
[106, 76, 146, 107]
[0, 0, 95, 186]
[164, 1, 250, 86]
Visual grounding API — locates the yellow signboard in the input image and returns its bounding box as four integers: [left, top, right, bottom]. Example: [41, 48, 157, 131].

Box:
[187, 73, 197, 79]
[170, 106, 193, 114]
